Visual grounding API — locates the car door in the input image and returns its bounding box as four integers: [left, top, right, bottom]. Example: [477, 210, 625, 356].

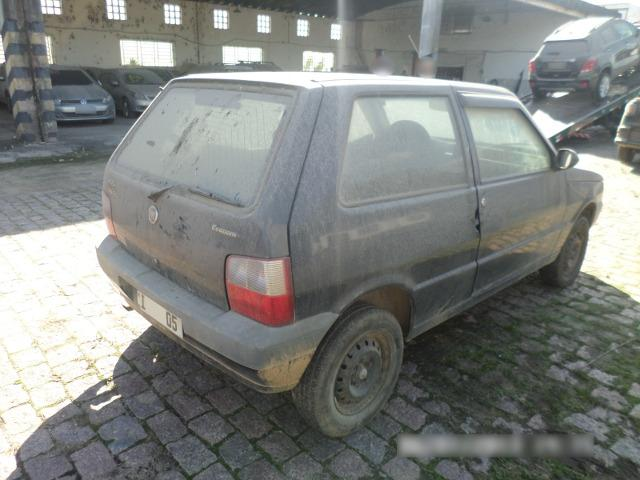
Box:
[460, 93, 566, 296]
[289, 84, 480, 335]
[611, 21, 640, 71]
[599, 25, 624, 75]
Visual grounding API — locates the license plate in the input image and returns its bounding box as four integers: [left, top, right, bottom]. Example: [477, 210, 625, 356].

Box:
[75, 104, 97, 115]
[547, 62, 567, 70]
[136, 291, 183, 339]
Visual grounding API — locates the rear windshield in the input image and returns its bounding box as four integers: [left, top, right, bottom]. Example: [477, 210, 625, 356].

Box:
[541, 41, 589, 57]
[51, 69, 93, 86]
[115, 85, 292, 207]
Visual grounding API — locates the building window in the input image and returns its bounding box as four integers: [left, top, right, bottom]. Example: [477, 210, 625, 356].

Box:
[442, 7, 474, 34]
[106, 0, 127, 21]
[45, 35, 54, 64]
[213, 9, 229, 30]
[257, 14, 271, 34]
[222, 46, 263, 64]
[120, 39, 175, 67]
[303, 51, 334, 72]
[330, 23, 342, 41]
[40, 0, 62, 15]
[297, 18, 309, 37]
[164, 3, 181, 25]
[0, 39, 6, 64]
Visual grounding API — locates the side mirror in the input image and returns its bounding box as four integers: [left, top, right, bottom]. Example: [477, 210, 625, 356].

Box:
[110, 80, 120, 87]
[555, 148, 579, 170]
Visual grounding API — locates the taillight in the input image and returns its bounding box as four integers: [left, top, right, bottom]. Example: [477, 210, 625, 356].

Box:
[528, 59, 537, 74]
[581, 58, 598, 73]
[102, 191, 117, 238]
[225, 256, 294, 327]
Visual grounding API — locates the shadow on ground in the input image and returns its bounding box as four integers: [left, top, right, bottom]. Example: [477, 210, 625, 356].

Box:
[10, 273, 640, 479]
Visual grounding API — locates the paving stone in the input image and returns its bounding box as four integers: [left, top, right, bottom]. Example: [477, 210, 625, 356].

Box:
[51, 418, 96, 450]
[184, 369, 225, 396]
[546, 365, 578, 385]
[157, 471, 187, 480]
[298, 429, 346, 462]
[435, 460, 473, 480]
[82, 395, 126, 426]
[125, 390, 165, 419]
[397, 379, 429, 402]
[588, 407, 623, 425]
[98, 414, 148, 454]
[369, 413, 402, 440]
[269, 405, 308, 438]
[23, 452, 73, 480]
[283, 453, 323, 479]
[147, 410, 187, 445]
[628, 383, 640, 399]
[382, 457, 421, 480]
[328, 449, 371, 479]
[611, 437, 640, 466]
[152, 370, 185, 396]
[193, 463, 234, 480]
[422, 400, 452, 417]
[563, 413, 609, 442]
[70, 440, 117, 478]
[118, 440, 174, 473]
[344, 428, 387, 464]
[218, 433, 261, 470]
[229, 407, 273, 439]
[630, 404, 640, 420]
[2, 403, 41, 436]
[115, 371, 149, 398]
[239, 459, 285, 480]
[17, 429, 54, 462]
[167, 435, 217, 475]
[527, 414, 547, 430]
[257, 431, 300, 463]
[167, 390, 210, 421]
[206, 387, 246, 415]
[588, 369, 617, 386]
[591, 387, 629, 411]
[592, 445, 618, 468]
[384, 397, 426, 431]
[189, 411, 234, 446]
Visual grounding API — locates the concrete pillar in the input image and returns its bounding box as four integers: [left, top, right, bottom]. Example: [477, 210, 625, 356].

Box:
[1, 0, 56, 142]
[417, 0, 443, 77]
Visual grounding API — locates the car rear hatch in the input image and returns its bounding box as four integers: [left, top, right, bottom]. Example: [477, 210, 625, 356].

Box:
[103, 78, 318, 310]
[536, 40, 590, 79]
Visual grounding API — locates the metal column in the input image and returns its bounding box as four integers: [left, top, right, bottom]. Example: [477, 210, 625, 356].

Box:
[1, 0, 56, 142]
[417, 0, 443, 76]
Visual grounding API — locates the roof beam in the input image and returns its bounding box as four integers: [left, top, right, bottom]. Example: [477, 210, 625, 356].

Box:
[513, 0, 594, 18]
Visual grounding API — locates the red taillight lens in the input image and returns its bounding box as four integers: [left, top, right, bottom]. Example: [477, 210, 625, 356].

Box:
[528, 60, 537, 74]
[225, 256, 294, 327]
[581, 58, 598, 73]
[101, 191, 117, 238]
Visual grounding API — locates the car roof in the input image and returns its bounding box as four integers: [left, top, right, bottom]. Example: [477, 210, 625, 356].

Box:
[176, 71, 514, 96]
[545, 16, 615, 42]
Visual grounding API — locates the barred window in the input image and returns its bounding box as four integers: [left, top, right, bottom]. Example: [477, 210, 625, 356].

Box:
[120, 40, 175, 67]
[213, 9, 229, 30]
[257, 14, 271, 34]
[106, 0, 127, 21]
[302, 51, 334, 72]
[297, 18, 309, 37]
[41, 0, 62, 15]
[330, 23, 342, 40]
[164, 3, 182, 25]
[222, 46, 263, 64]
[45, 35, 54, 64]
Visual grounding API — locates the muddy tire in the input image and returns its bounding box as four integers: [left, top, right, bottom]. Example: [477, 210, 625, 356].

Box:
[618, 145, 636, 163]
[292, 306, 403, 438]
[540, 216, 590, 288]
[592, 71, 611, 103]
[122, 98, 132, 118]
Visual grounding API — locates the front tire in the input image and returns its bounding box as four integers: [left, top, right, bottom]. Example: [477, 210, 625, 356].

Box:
[122, 98, 132, 118]
[292, 306, 403, 438]
[540, 216, 590, 288]
[618, 145, 636, 163]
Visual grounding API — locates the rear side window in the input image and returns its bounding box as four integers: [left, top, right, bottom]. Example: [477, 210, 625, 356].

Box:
[115, 85, 292, 207]
[340, 96, 467, 205]
[465, 107, 551, 181]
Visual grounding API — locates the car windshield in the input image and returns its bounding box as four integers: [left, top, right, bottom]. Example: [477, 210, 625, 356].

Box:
[121, 70, 163, 85]
[50, 69, 93, 86]
[541, 40, 589, 57]
[114, 85, 293, 207]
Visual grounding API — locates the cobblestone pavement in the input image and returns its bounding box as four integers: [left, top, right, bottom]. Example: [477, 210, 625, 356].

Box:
[0, 130, 639, 480]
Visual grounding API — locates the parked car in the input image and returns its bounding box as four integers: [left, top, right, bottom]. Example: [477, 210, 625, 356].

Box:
[529, 16, 640, 102]
[615, 96, 640, 162]
[97, 73, 603, 437]
[147, 67, 180, 82]
[49, 66, 115, 123]
[97, 67, 164, 118]
[181, 61, 282, 74]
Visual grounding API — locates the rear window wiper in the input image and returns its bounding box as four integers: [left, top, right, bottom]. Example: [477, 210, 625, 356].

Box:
[147, 183, 242, 207]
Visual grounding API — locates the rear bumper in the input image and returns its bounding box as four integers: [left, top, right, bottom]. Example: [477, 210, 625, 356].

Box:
[530, 76, 594, 92]
[96, 236, 335, 392]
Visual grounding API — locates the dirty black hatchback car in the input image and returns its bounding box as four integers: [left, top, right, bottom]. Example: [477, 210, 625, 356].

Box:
[98, 73, 603, 437]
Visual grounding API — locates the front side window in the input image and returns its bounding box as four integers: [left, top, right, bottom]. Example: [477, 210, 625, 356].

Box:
[41, 0, 62, 15]
[465, 107, 551, 182]
[115, 86, 292, 207]
[340, 96, 467, 205]
[612, 21, 635, 40]
[106, 0, 127, 21]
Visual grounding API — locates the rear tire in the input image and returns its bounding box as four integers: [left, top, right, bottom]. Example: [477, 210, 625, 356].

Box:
[540, 216, 590, 288]
[292, 306, 403, 438]
[592, 71, 611, 103]
[122, 98, 132, 119]
[618, 145, 636, 163]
